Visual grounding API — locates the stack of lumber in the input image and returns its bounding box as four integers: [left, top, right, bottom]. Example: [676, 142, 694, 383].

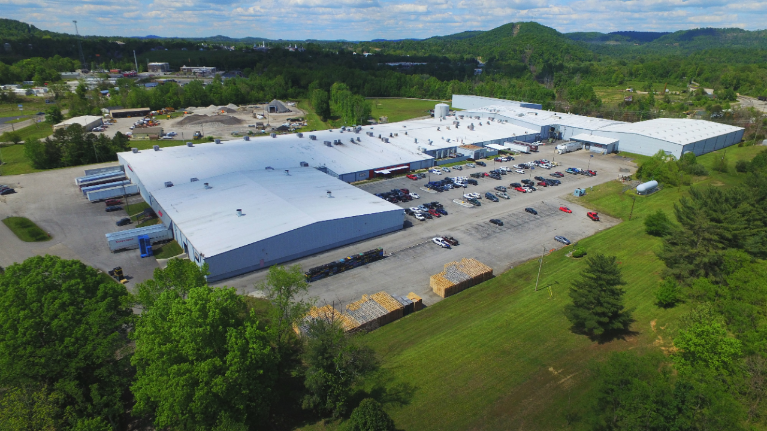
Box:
[430, 258, 493, 298]
[294, 305, 360, 335]
[371, 291, 405, 324]
[346, 295, 388, 331]
[406, 292, 424, 311]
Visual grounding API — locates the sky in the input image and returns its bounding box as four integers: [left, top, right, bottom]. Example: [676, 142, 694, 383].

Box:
[2, 0, 765, 40]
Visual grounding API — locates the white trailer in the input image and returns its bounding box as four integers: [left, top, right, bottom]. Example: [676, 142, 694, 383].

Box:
[504, 142, 530, 154]
[86, 183, 139, 202]
[105, 224, 173, 252]
[556, 141, 583, 154]
[81, 180, 131, 196]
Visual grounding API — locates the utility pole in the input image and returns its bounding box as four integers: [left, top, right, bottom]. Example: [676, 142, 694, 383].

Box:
[133, 50, 139, 73]
[72, 21, 86, 70]
[534, 245, 546, 291]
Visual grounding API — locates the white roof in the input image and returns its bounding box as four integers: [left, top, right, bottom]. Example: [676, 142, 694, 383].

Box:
[570, 133, 618, 145]
[151, 168, 401, 257]
[467, 105, 625, 130]
[598, 118, 744, 146]
[54, 115, 102, 128]
[486, 144, 507, 150]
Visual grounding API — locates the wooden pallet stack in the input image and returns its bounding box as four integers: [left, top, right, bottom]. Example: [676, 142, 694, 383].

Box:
[294, 305, 360, 335]
[346, 295, 388, 331]
[430, 258, 493, 298]
[371, 291, 405, 324]
[407, 292, 424, 311]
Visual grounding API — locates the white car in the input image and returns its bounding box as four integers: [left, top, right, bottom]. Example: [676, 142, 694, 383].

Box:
[468, 192, 481, 199]
[410, 193, 420, 199]
[466, 163, 475, 168]
[409, 207, 422, 213]
[160, 136, 174, 140]
[415, 213, 426, 221]
[516, 169, 525, 174]
[441, 167, 451, 172]
[430, 170, 442, 175]
[167, 131, 177, 136]
[432, 237, 450, 248]
[463, 193, 474, 200]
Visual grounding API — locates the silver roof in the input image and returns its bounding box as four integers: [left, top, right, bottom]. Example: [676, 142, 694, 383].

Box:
[598, 118, 744, 146]
[570, 133, 618, 145]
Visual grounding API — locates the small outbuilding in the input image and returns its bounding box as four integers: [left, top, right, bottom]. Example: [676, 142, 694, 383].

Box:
[570, 133, 619, 154]
[132, 127, 164, 140]
[110, 107, 150, 118]
[53, 115, 103, 132]
[266, 99, 290, 114]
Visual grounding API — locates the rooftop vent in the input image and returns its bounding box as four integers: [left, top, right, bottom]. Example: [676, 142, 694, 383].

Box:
[324, 141, 332, 147]
[236, 209, 243, 217]
[265, 166, 274, 170]
[356, 137, 361, 142]
[244, 136, 250, 141]
[300, 161, 309, 167]
[153, 145, 160, 151]
[190, 177, 198, 182]
[285, 169, 290, 175]
[164, 181, 173, 188]
[297, 133, 303, 138]
[310, 135, 317, 140]
[270, 133, 277, 138]
[131, 148, 138, 153]
[326, 191, 333, 198]
[215, 139, 222, 144]
[204, 182, 212, 189]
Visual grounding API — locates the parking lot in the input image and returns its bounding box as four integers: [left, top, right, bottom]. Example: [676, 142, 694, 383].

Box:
[221, 147, 635, 307]
[0, 162, 160, 287]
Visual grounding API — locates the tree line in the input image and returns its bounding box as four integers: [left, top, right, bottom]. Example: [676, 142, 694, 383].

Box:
[0, 257, 395, 430]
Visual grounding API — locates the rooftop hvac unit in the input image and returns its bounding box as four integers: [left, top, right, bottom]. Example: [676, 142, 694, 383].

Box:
[131, 148, 138, 153]
[350, 138, 355, 143]
[186, 142, 194, 147]
[153, 145, 160, 151]
[215, 139, 221, 144]
[389, 133, 393, 137]
[244, 136, 250, 141]
[164, 181, 173, 188]
[414, 138, 418, 143]
[356, 137, 361, 142]
[394, 132, 398, 137]
[300, 162, 309, 167]
[236, 209, 243, 217]
[265, 166, 274, 170]
[310, 135, 317, 140]
[297, 133, 303, 138]
[190, 177, 199, 182]
[204, 182, 211, 189]
[367, 132, 373, 137]
[324, 141, 332, 147]
[270, 133, 277, 138]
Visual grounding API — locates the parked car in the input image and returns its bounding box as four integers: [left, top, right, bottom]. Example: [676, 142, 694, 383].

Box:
[489, 219, 504, 226]
[414, 213, 426, 221]
[0, 185, 16, 195]
[551, 172, 564, 177]
[587, 170, 597, 176]
[167, 131, 177, 136]
[116, 217, 132, 226]
[514, 186, 527, 193]
[442, 236, 459, 246]
[554, 236, 571, 245]
[407, 174, 418, 180]
[410, 193, 420, 199]
[485, 192, 499, 202]
[441, 167, 451, 172]
[105, 205, 122, 212]
[559, 206, 572, 213]
[510, 183, 522, 188]
[476, 161, 487, 167]
[467, 179, 478, 185]
[515, 169, 525, 174]
[465, 163, 475, 168]
[432, 237, 451, 248]
[437, 208, 448, 215]
[496, 192, 510, 199]
[467, 198, 481, 206]
[587, 212, 600, 221]
[454, 165, 463, 171]
[525, 207, 538, 215]
[428, 209, 441, 218]
[105, 199, 122, 206]
[494, 186, 507, 192]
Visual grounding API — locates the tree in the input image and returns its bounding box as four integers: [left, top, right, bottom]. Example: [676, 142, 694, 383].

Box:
[655, 277, 681, 308]
[346, 398, 395, 431]
[134, 258, 208, 309]
[44, 106, 63, 124]
[564, 254, 633, 337]
[302, 318, 377, 418]
[0, 385, 61, 431]
[23, 138, 60, 169]
[0, 256, 134, 427]
[259, 265, 313, 357]
[0, 131, 22, 145]
[674, 305, 742, 375]
[713, 153, 729, 173]
[736, 160, 748, 173]
[644, 210, 672, 237]
[311, 89, 331, 121]
[131, 286, 277, 430]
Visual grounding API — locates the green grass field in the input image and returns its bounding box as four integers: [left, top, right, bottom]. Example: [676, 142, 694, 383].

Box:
[297, 99, 331, 132]
[2, 217, 51, 242]
[153, 241, 183, 260]
[370, 98, 448, 123]
[301, 146, 762, 431]
[0, 99, 56, 118]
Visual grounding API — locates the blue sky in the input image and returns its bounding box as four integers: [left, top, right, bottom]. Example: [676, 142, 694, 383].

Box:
[2, 0, 764, 40]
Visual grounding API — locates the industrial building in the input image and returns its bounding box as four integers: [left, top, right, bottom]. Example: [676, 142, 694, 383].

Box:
[132, 127, 163, 140]
[110, 107, 151, 118]
[462, 99, 744, 158]
[54, 115, 103, 132]
[179, 66, 217, 75]
[147, 62, 170, 73]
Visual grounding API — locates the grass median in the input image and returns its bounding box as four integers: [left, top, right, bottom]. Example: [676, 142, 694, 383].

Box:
[2, 217, 51, 242]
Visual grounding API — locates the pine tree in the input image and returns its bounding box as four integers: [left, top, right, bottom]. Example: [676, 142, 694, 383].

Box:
[564, 254, 633, 336]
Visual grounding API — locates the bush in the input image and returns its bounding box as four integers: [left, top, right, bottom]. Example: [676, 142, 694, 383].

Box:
[0, 131, 22, 145]
[713, 155, 729, 173]
[346, 399, 395, 431]
[735, 160, 748, 173]
[572, 246, 587, 258]
[644, 210, 672, 237]
[688, 163, 709, 176]
[655, 278, 681, 308]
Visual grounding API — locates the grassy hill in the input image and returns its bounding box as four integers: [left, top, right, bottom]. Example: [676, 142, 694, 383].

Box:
[301, 145, 766, 430]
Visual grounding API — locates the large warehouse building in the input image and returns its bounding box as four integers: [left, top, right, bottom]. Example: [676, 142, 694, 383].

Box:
[118, 95, 745, 281]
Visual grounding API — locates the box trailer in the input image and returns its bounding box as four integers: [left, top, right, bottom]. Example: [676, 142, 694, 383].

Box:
[81, 180, 131, 196]
[83, 165, 124, 177]
[556, 141, 583, 154]
[520, 141, 539, 152]
[504, 142, 530, 154]
[76, 170, 126, 186]
[77, 173, 127, 189]
[105, 224, 173, 252]
[86, 183, 139, 202]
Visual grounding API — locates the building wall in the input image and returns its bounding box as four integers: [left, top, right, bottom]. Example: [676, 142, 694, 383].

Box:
[452, 95, 542, 110]
[200, 210, 404, 282]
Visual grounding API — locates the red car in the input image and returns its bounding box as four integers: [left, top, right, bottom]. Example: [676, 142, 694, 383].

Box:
[428, 209, 441, 218]
[537, 181, 548, 187]
[587, 212, 600, 221]
[587, 170, 597, 176]
[515, 187, 527, 193]
[105, 199, 123, 206]
[559, 206, 572, 213]
[400, 188, 410, 194]
[407, 174, 418, 180]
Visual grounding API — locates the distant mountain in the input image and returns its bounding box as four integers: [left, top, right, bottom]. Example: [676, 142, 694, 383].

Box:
[567, 31, 670, 44]
[426, 31, 484, 41]
[371, 38, 422, 42]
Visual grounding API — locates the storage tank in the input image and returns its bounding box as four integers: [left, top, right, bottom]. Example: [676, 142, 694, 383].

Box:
[435, 103, 449, 119]
[636, 180, 658, 195]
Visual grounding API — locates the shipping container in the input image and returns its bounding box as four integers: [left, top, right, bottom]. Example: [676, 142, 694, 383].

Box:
[81, 180, 131, 196]
[105, 224, 172, 252]
[504, 142, 531, 154]
[76, 170, 126, 186]
[86, 183, 139, 202]
[83, 165, 124, 177]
